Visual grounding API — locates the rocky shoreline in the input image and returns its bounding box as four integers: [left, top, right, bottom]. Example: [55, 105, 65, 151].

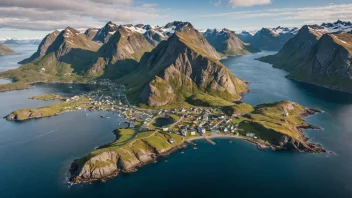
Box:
[68, 141, 187, 184]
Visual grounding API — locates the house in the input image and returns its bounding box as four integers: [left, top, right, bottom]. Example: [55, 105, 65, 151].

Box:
[223, 128, 229, 133]
[163, 128, 169, 132]
[197, 127, 206, 135]
[210, 127, 217, 133]
[246, 133, 255, 137]
[180, 129, 188, 136]
[190, 130, 196, 136]
[168, 138, 175, 144]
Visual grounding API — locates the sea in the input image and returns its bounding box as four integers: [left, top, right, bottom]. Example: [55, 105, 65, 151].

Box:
[0, 45, 352, 197]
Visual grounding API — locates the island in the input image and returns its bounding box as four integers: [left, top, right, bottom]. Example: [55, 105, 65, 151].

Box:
[4, 91, 326, 183]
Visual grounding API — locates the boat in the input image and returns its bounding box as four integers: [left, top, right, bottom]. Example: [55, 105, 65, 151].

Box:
[85, 114, 89, 117]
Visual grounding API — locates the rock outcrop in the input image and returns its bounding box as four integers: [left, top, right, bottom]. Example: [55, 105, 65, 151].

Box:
[69, 132, 183, 183]
[204, 28, 260, 56]
[0, 43, 15, 55]
[121, 22, 247, 107]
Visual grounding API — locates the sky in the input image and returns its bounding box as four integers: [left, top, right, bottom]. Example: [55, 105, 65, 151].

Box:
[0, 0, 352, 39]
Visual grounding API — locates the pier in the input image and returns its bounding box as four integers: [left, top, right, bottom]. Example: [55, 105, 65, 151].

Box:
[205, 137, 216, 145]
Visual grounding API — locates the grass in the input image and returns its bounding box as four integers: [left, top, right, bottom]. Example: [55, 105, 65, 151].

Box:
[237, 101, 308, 143]
[186, 93, 235, 107]
[221, 103, 254, 116]
[0, 82, 33, 92]
[110, 129, 135, 147]
[29, 94, 67, 101]
[6, 97, 89, 121]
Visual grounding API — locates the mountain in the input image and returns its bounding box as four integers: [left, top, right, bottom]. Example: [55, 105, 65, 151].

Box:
[204, 28, 260, 56]
[249, 27, 297, 51]
[1, 38, 42, 45]
[321, 20, 352, 33]
[19, 30, 60, 64]
[88, 26, 154, 78]
[258, 25, 323, 71]
[18, 27, 101, 78]
[84, 28, 100, 40]
[119, 22, 247, 107]
[0, 43, 15, 55]
[238, 26, 298, 51]
[143, 29, 168, 47]
[92, 21, 118, 43]
[260, 23, 352, 93]
[286, 33, 352, 92]
[237, 31, 255, 43]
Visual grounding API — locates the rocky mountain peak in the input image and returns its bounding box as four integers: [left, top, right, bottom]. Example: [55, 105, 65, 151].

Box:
[164, 21, 184, 28]
[98, 25, 153, 64]
[93, 21, 118, 43]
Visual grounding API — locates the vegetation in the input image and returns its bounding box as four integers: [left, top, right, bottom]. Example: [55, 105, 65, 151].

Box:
[6, 97, 89, 121]
[238, 101, 309, 143]
[0, 82, 33, 92]
[29, 94, 67, 101]
[186, 93, 234, 107]
[221, 103, 254, 116]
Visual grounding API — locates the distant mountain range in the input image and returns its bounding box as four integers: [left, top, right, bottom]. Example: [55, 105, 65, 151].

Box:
[238, 26, 299, 51]
[259, 20, 352, 93]
[0, 38, 42, 45]
[203, 28, 260, 56]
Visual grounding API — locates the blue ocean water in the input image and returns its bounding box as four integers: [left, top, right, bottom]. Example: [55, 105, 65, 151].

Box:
[0, 51, 352, 197]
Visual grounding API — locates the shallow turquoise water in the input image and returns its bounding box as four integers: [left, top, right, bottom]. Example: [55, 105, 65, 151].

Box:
[1, 51, 352, 197]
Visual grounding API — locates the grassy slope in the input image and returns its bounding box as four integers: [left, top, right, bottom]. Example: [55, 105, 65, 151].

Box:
[29, 94, 67, 101]
[6, 97, 89, 121]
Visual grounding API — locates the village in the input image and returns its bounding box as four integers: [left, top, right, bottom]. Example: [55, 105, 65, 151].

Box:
[46, 79, 261, 144]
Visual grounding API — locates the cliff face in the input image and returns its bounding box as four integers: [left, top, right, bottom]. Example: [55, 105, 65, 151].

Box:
[0, 43, 15, 55]
[19, 30, 60, 64]
[204, 28, 260, 56]
[122, 22, 247, 107]
[70, 132, 183, 183]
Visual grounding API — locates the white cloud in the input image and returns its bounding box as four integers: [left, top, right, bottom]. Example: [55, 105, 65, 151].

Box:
[228, 0, 271, 8]
[200, 4, 352, 24]
[0, 0, 162, 31]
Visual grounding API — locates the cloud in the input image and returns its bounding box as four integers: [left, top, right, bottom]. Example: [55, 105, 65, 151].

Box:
[228, 0, 271, 8]
[0, 0, 162, 31]
[200, 4, 352, 25]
